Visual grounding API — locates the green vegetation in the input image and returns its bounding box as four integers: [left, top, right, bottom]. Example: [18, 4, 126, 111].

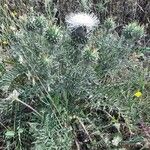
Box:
[0, 1, 149, 150]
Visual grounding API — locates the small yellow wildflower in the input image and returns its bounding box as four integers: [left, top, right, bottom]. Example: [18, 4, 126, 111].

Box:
[2, 41, 9, 45]
[134, 91, 142, 97]
[0, 40, 9, 46]
[11, 11, 17, 17]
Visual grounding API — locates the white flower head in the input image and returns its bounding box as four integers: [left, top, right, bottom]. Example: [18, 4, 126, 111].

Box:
[6, 90, 20, 101]
[65, 12, 99, 33]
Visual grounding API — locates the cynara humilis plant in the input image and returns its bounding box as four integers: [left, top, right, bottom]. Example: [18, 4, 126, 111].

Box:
[65, 12, 99, 44]
[122, 22, 144, 41]
[65, 12, 99, 65]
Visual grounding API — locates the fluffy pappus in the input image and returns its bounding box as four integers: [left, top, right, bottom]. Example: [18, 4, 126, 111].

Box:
[65, 12, 99, 33]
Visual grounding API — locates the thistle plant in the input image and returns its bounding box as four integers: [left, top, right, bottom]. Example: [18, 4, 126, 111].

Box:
[45, 25, 62, 43]
[0, 4, 149, 149]
[103, 17, 116, 31]
[122, 22, 144, 40]
[25, 14, 48, 34]
[65, 12, 99, 44]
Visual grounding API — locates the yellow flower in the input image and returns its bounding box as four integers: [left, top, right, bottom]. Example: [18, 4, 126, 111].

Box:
[0, 40, 9, 46]
[11, 11, 17, 17]
[134, 91, 142, 97]
[2, 41, 9, 45]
